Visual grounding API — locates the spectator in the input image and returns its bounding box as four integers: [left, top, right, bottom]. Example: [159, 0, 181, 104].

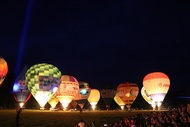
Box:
[78, 119, 85, 127]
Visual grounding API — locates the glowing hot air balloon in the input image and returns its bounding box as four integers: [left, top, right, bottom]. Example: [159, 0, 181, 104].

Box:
[48, 94, 59, 110]
[74, 82, 91, 110]
[143, 72, 170, 109]
[26, 63, 62, 109]
[141, 86, 152, 104]
[0, 57, 8, 87]
[100, 89, 116, 110]
[117, 82, 139, 109]
[114, 93, 125, 110]
[55, 75, 79, 110]
[13, 66, 31, 108]
[87, 89, 100, 110]
[141, 86, 156, 109]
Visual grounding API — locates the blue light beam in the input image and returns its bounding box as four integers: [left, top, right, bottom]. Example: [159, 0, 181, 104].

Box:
[15, 0, 33, 75]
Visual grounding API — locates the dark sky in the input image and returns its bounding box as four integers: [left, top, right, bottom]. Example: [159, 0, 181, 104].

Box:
[1, 0, 190, 107]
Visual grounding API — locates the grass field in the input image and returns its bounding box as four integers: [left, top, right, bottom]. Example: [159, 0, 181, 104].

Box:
[0, 109, 163, 127]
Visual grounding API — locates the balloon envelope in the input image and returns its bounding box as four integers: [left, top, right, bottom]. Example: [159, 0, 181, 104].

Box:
[87, 89, 100, 108]
[114, 93, 125, 109]
[143, 72, 170, 102]
[48, 94, 59, 109]
[141, 86, 152, 104]
[13, 66, 31, 108]
[55, 75, 79, 109]
[74, 82, 91, 109]
[0, 57, 8, 86]
[100, 89, 116, 109]
[117, 82, 139, 109]
[26, 63, 62, 108]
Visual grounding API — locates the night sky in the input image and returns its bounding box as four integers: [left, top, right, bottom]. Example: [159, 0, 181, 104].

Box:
[1, 0, 190, 108]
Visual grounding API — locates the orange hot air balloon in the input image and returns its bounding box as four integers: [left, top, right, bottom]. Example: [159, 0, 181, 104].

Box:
[117, 82, 139, 109]
[55, 75, 79, 110]
[143, 72, 170, 108]
[0, 57, 8, 87]
[114, 93, 125, 110]
[87, 89, 100, 110]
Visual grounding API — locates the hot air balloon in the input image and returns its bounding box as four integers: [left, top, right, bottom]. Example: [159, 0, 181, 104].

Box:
[0, 57, 8, 87]
[13, 66, 31, 108]
[117, 82, 139, 109]
[87, 89, 100, 110]
[143, 72, 170, 109]
[141, 86, 152, 104]
[26, 63, 62, 109]
[48, 94, 59, 110]
[114, 93, 125, 110]
[100, 89, 116, 110]
[141, 86, 156, 109]
[55, 75, 79, 110]
[74, 82, 91, 110]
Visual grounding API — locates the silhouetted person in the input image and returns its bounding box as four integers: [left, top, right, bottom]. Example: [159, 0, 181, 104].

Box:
[16, 108, 22, 127]
[78, 119, 85, 127]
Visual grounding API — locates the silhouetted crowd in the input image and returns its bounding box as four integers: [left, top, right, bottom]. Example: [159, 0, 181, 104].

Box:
[100, 105, 190, 127]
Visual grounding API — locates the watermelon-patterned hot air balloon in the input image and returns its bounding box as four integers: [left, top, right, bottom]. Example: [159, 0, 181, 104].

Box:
[143, 72, 170, 109]
[0, 57, 8, 87]
[55, 75, 79, 110]
[13, 66, 31, 108]
[25, 63, 62, 109]
[117, 82, 139, 109]
[74, 82, 91, 110]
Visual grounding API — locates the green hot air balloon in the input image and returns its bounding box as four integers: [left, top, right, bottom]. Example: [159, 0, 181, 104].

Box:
[26, 63, 62, 109]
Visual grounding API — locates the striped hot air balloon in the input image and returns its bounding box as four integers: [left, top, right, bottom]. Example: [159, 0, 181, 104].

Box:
[143, 72, 170, 109]
[55, 75, 79, 110]
[117, 82, 139, 109]
[25, 63, 62, 109]
[0, 57, 8, 87]
[100, 89, 116, 110]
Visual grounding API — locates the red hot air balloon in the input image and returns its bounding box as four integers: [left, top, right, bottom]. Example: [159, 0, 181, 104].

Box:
[0, 57, 8, 87]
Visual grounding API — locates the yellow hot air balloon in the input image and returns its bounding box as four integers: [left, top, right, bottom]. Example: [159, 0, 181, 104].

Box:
[26, 63, 62, 109]
[141, 86, 156, 110]
[48, 94, 59, 110]
[0, 57, 8, 87]
[117, 82, 139, 109]
[87, 89, 100, 110]
[141, 86, 152, 104]
[143, 72, 170, 109]
[114, 93, 125, 110]
[55, 75, 79, 110]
